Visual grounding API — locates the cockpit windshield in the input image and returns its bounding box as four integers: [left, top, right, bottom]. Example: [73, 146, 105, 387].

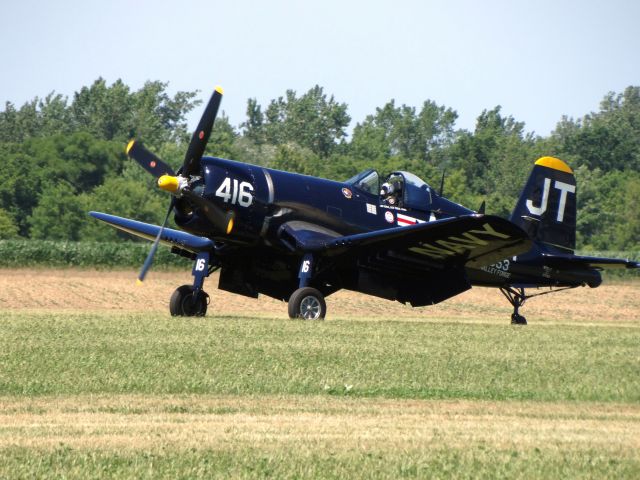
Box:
[395, 171, 433, 210]
[346, 169, 434, 210]
[345, 169, 379, 196]
[400, 171, 430, 191]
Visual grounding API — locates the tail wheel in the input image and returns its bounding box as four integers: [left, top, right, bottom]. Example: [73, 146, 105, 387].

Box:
[288, 287, 326, 320]
[170, 285, 209, 317]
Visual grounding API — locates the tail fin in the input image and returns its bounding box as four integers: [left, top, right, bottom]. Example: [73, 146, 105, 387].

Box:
[509, 157, 576, 253]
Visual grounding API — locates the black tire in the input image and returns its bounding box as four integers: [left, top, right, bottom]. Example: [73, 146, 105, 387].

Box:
[288, 287, 326, 320]
[170, 285, 209, 317]
[510, 313, 527, 325]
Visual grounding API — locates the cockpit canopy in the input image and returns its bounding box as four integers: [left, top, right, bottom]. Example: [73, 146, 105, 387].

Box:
[345, 169, 434, 211]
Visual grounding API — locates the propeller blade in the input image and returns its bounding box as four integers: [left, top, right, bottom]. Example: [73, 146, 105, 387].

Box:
[181, 189, 235, 235]
[126, 140, 175, 178]
[137, 199, 174, 284]
[182, 86, 223, 176]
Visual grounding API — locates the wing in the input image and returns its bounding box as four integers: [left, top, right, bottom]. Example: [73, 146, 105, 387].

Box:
[89, 212, 213, 254]
[281, 214, 532, 269]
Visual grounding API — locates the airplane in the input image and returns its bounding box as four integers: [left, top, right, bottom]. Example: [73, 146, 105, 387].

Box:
[90, 86, 639, 324]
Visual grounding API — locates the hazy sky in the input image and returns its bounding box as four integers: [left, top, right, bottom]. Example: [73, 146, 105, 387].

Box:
[2, 0, 639, 136]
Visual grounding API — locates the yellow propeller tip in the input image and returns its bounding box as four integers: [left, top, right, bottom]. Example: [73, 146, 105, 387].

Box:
[126, 139, 135, 155]
[215, 85, 224, 95]
[136, 279, 144, 286]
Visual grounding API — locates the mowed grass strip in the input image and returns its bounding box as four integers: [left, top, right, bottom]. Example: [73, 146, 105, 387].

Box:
[1, 395, 639, 479]
[1, 312, 638, 402]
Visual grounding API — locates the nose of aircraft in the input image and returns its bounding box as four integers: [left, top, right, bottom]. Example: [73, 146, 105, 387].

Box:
[157, 175, 181, 193]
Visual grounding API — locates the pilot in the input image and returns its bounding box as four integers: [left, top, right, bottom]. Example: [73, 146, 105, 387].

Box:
[380, 177, 403, 207]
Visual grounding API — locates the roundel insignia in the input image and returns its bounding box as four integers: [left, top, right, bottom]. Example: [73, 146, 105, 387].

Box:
[385, 211, 394, 223]
[341, 187, 353, 199]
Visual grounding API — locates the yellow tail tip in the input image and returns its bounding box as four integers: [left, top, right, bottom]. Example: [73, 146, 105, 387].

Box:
[126, 139, 135, 155]
[535, 156, 573, 174]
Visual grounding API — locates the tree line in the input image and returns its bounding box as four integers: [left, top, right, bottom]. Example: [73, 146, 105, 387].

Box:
[0, 78, 638, 251]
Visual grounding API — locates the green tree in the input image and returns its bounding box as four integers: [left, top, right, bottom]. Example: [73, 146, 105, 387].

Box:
[350, 99, 457, 164]
[552, 86, 640, 171]
[0, 133, 123, 235]
[574, 167, 640, 251]
[270, 143, 321, 175]
[256, 85, 351, 158]
[614, 175, 640, 250]
[448, 106, 537, 216]
[70, 78, 200, 145]
[28, 182, 85, 240]
[204, 115, 238, 160]
[242, 98, 265, 145]
[0, 79, 200, 147]
[0, 208, 19, 239]
[80, 177, 166, 242]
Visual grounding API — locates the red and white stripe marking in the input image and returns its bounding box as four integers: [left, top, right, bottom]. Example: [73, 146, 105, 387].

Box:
[397, 213, 426, 227]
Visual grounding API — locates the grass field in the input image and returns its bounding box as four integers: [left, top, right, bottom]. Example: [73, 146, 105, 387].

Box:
[1, 269, 639, 478]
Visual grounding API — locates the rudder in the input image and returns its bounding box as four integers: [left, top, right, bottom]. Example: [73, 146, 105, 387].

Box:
[509, 157, 576, 253]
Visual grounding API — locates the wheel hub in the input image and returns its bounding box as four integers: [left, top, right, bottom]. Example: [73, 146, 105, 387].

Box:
[300, 296, 321, 320]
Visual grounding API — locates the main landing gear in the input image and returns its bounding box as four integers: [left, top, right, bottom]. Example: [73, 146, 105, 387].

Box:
[170, 251, 214, 317]
[500, 286, 528, 325]
[288, 287, 327, 320]
[170, 285, 209, 316]
[288, 254, 327, 320]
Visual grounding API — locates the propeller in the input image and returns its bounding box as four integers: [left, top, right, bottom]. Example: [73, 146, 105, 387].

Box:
[182, 86, 223, 176]
[126, 140, 175, 177]
[125, 85, 231, 283]
[137, 199, 175, 284]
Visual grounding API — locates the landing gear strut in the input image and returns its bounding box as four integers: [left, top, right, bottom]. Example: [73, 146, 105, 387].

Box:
[499, 285, 579, 325]
[288, 253, 327, 320]
[500, 287, 527, 325]
[170, 251, 215, 317]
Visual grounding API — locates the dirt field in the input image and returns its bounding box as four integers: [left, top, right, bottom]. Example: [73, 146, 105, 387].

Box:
[1, 268, 638, 324]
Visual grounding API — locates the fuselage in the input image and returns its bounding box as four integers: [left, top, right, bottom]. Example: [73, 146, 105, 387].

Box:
[174, 156, 600, 292]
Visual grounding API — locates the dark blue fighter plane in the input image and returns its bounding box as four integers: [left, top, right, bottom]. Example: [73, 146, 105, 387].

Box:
[90, 87, 639, 324]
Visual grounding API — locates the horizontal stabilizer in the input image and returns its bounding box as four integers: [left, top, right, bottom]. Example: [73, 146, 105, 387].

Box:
[542, 252, 640, 270]
[89, 211, 213, 253]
